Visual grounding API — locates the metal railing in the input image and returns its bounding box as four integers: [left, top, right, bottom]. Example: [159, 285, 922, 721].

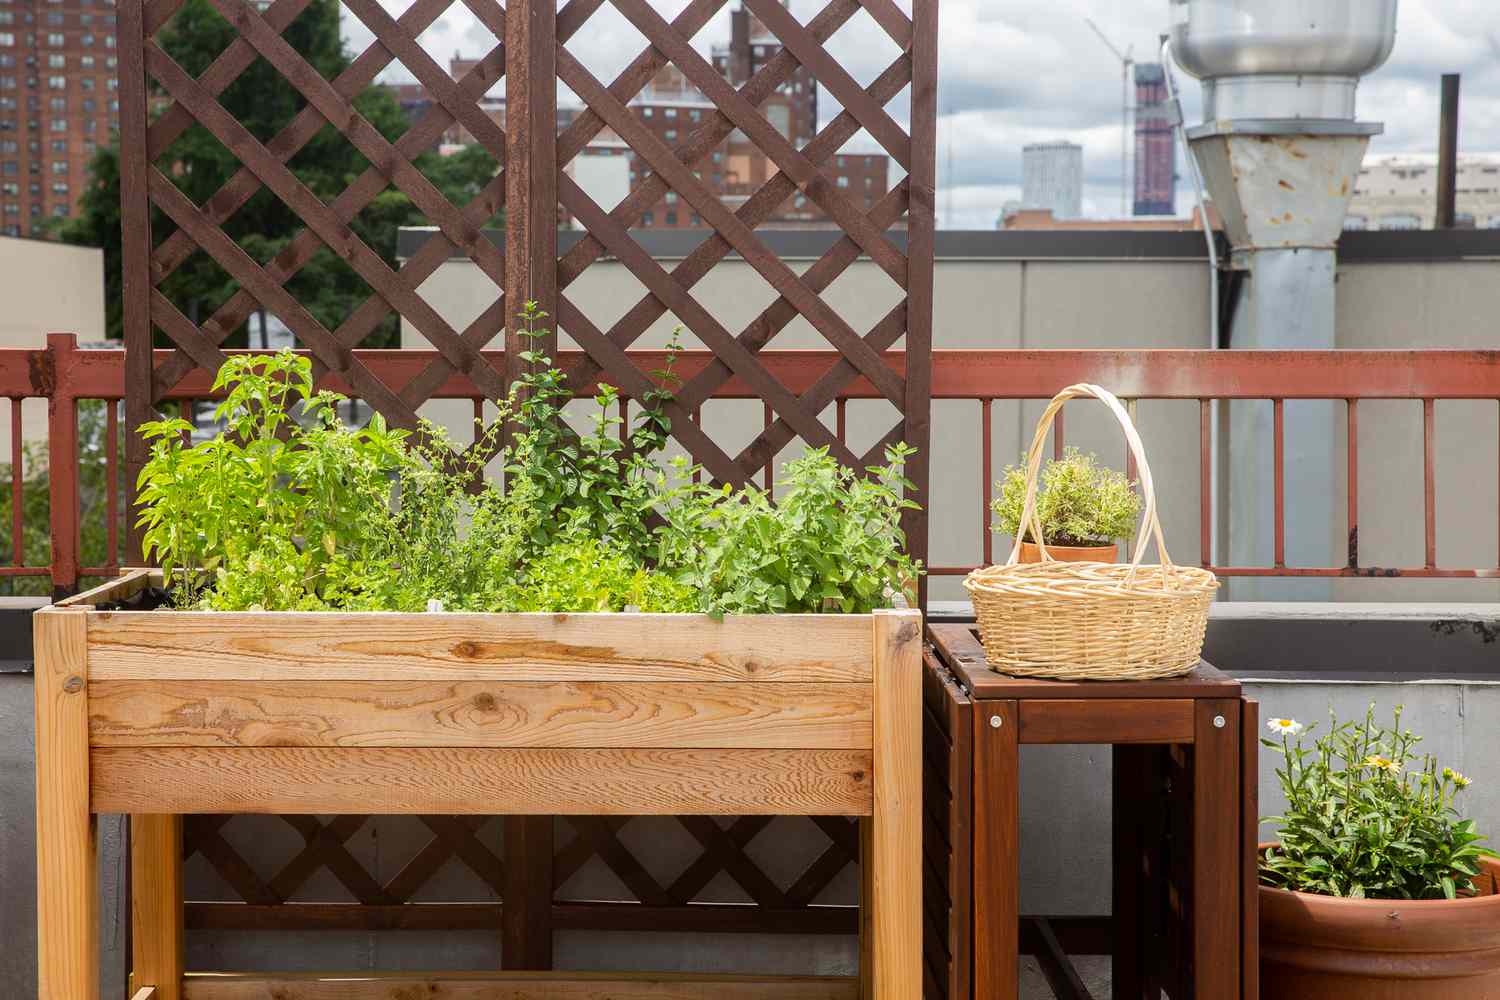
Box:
[4, 336, 1499, 595]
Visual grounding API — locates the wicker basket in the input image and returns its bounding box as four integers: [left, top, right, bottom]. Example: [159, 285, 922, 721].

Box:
[964, 383, 1219, 680]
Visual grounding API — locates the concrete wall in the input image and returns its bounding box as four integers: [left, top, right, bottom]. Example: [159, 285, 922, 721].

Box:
[0, 235, 106, 459]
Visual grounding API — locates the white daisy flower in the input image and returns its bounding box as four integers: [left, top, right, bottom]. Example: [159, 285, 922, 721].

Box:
[1267, 718, 1303, 736]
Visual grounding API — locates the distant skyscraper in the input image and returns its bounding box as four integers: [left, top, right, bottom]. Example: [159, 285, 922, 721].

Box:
[1133, 63, 1176, 216]
[1021, 142, 1082, 219]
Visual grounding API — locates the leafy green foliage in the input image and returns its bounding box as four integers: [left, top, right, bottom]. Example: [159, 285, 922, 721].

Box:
[1261, 706, 1492, 900]
[1, 402, 128, 597]
[503, 302, 678, 564]
[136, 352, 411, 609]
[55, 0, 500, 347]
[992, 447, 1140, 546]
[133, 307, 921, 614]
[655, 446, 921, 615]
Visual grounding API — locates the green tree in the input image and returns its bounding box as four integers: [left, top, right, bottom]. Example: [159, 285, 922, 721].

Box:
[57, 0, 500, 347]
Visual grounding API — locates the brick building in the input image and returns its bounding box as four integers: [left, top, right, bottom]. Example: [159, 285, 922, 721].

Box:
[0, 0, 119, 237]
[425, 0, 889, 229]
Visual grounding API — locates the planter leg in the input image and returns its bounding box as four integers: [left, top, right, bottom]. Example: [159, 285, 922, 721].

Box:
[35, 609, 98, 1000]
[867, 610, 921, 1000]
[131, 815, 183, 1000]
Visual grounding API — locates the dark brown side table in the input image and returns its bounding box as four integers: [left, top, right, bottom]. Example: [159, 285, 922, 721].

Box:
[924, 623, 1259, 1000]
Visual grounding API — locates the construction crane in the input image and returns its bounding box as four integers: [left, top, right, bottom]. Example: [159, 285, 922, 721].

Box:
[1085, 17, 1133, 217]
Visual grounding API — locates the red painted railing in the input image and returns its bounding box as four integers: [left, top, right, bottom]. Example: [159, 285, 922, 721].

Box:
[4, 335, 1500, 594]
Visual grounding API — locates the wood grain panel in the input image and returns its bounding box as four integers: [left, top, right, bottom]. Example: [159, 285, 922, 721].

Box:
[91, 747, 874, 815]
[131, 815, 184, 1000]
[182, 972, 859, 999]
[33, 608, 98, 1000]
[54, 567, 155, 608]
[867, 609, 922, 1000]
[87, 612, 874, 683]
[88, 680, 872, 749]
[1018, 699, 1194, 745]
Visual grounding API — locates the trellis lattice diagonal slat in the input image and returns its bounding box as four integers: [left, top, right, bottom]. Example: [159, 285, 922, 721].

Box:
[118, 0, 936, 948]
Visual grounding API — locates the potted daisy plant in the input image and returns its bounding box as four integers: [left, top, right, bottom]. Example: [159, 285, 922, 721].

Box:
[1259, 706, 1500, 999]
[991, 447, 1140, 563]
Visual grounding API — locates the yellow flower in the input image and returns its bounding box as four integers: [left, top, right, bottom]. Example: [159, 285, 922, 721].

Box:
[1267, 718, 1303, 736]
[1363, 755, 1401, 774]
[1444, 767, 1472, 789]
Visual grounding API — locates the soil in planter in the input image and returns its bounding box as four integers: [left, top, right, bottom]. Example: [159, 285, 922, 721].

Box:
[94, 585, 173, 612]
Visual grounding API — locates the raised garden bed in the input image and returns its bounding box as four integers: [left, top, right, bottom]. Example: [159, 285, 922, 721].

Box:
[35, 568, 921, 1000]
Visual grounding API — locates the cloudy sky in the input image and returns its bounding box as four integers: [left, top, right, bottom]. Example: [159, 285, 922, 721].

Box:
[347, 0, 1500, 228]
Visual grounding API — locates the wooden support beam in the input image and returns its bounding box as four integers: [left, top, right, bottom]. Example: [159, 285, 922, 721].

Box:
[34, 608, 98, 1000]
[132, 815, 185, 1000]
[865, 610, 921, 1000]
[181, 972, 860, 999]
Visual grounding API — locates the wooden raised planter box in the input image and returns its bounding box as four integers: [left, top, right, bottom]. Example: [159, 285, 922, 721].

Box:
[35, 569, 922, 1000]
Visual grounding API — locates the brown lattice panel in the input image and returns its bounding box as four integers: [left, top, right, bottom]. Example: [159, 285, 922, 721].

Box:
[115, 0, 936, 960]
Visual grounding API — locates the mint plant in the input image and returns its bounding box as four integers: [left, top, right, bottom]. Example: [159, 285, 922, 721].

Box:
[655, 445, 922, 615]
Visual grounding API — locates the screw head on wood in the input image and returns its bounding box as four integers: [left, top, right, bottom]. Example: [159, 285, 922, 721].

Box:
[1213, 715, 1227, 729]
[989, 715, 1003, 729]
[63, 675, 83, 693]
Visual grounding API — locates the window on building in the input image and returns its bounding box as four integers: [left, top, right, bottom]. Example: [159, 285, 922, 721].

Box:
[80, 77, 93, 90]
[49, 98, 63, 112]
[641, 211, 653, 226]
[0, 76, 12, 88]
[106, 56, 116, 69]
[664, 191, 677, 204]
[49, 117, 65, 131]
[46, 13, 63, 26]
[81, 97, 92, 112]
[689, 109, 701, 121]
[689, 213, 700, 225]
[81, 117, 94, 132]
[107, 77, 116, 90]
[47, 54, 62, 67]
[0, 140, 12, 152]
[82, 139, 94, 153]
[664, 107, 675, 117]
[0, 181, 13, 193]
[836, 175, 849, 188]
[46, 33, 63, 46]
[0, 13, 11, 24]
[52, 203, 64, 216]
[107, 97, 116, 112]
[2, 202, 16, 214]
[642, 107, 652, 117]
[665, 211, 677, 225]
[79, 33, 93, 46]
[80, 55, 93, 68]
[103, 34, 113, 48]
[0, 32, 13, 46]
[664, 129, 676, 140]
[50, 179, 65, 193]
[0, 55, 11, 66]
[50, 159, 65, 173]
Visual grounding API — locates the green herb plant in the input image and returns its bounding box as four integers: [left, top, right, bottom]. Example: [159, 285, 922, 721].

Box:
[1260, 705, 1491, 900]
[992, 446, 1140, 546]
[134, 305, 922, 615]
[135, 352, 410, 609]
[656, 445, 921, 615]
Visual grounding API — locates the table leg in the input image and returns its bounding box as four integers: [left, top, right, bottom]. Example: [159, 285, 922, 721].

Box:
[131, 815, 184, 1000]
[1195, 699, 1242, 999]
[1112, 744, 1152, 1000]
[973, 700, 1018, 1000]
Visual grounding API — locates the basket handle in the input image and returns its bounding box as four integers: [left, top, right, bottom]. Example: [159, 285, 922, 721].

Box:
[1006, 383, 1175, 585]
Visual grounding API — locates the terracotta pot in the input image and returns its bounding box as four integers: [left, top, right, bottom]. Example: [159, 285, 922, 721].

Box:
[1017, 541, 1119, 564]
[1260, 844, 1500, 999]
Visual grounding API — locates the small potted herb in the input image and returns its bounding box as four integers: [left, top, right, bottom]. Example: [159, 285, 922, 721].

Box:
[1259, 707, 1500, 999]
[991, 447, 1140, 563]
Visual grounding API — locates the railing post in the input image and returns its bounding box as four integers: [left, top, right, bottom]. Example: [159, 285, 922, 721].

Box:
[46, 333, 80, 599]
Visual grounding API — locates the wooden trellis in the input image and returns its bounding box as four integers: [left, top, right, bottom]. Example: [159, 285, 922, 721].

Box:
[115, 0, 936, 964]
